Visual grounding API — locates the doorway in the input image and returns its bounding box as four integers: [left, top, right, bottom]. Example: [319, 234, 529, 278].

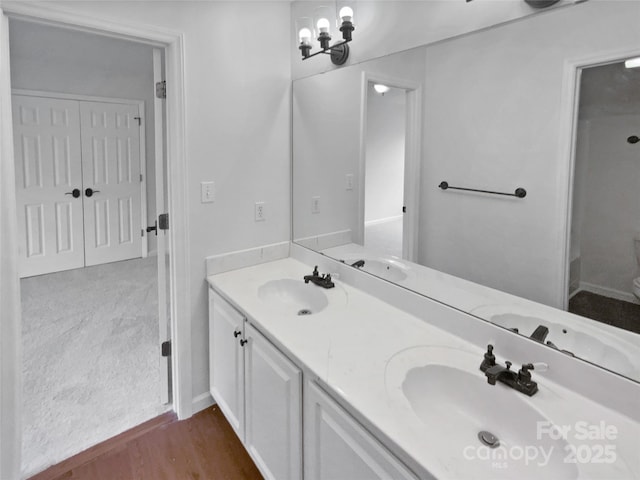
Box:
[567, 56, 640, 333]
[364, 82, 406, 258]
[0, 6, 189, 478]
[358, 74, 421, 262]
[9, 18, 171, 478]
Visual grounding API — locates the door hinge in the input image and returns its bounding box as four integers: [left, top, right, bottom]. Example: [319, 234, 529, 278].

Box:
[141, 229, 144, 237]
[158, 213, 169, 231]
[140, 174, 143, 182]
[402, 206, 407, 213]
[156, 80, 167, 99]
[133, 116, 142, 126]
[161, 340, 171, 357]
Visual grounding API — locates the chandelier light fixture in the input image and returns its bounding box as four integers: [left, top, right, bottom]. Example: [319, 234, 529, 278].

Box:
[296, 3, 356, 66]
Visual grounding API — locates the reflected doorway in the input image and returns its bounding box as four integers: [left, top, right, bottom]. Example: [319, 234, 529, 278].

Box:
[358, 76, 421, 262]
[568, 58, 640, 334]
[364, 83, 406, 258]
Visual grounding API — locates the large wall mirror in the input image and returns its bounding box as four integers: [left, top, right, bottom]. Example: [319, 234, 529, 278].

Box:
[292, 1, 640, 382]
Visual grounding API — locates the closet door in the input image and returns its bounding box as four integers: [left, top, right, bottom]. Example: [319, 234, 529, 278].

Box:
[13, 95, 84, 277]
[80, 102, 142, 266]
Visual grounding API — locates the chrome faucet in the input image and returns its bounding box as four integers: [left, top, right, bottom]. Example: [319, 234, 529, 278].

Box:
[350, 259, 365, 268]
[480, 345, 538, 396]
[303, 266, 335, 289]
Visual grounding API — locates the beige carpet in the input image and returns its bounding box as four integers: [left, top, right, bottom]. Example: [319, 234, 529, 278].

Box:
[20, 256, 169, 479]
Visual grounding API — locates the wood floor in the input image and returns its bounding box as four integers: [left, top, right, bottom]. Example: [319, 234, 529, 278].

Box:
[29, 406, 263, 480]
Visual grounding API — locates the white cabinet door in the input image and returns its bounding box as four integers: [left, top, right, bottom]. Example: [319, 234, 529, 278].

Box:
[244, 323, 302, 480]
[79, 101, 142, 266]
[305, 381, 418, 480]
[209, 289, 245, 441]
[12, 95, 84, 277]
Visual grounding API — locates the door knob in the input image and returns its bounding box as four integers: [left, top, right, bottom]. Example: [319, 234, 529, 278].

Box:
[85, 188, 100, 197]
[65, 188, 81, 198]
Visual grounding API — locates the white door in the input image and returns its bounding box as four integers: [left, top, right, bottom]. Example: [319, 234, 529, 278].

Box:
[209, 289, 246, 441]
[244, 322, 302, 480]
[154, 48, 171, 404]
[80, 101, 142, 266]
[304, 381, 418, 480]
[13, 95, 85, 277]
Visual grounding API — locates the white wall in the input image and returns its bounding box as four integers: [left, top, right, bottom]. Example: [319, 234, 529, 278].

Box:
[365, 84, 405, 223]
[8, 1, 292, 406]
[292, 64, 361, 242]
[8, 19, 159, 253]
[292, 46, 425, 243]
[291, 0, 571, 80]
[418, 0, 640, 307]
[576, 114, 640, 297]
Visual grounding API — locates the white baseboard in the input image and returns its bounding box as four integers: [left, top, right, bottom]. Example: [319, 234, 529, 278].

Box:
[577, 281, 640, 305]
[192, 392, 215, 414]
[205, 241, 290, 276]
[365, 215, 403, 227]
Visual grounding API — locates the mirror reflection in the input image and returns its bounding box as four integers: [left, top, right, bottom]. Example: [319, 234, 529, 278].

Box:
[292, 2, 640, 382]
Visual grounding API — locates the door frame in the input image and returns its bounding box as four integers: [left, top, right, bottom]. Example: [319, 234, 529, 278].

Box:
[357, 71, 422, 262]
[558, 47, 640, 311]
[12, 89, 150, 259]
[0, 4, 191, 477]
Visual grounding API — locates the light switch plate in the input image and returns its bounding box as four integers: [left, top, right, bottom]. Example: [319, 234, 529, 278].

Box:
[201, 181, 215, 203]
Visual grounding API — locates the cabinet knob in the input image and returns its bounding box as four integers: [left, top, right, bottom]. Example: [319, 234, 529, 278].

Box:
[240, 339, 248, 346]
[233, 330, 241, 338]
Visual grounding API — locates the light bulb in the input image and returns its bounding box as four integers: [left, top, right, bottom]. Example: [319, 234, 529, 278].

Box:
[299, 27, 311, 44]
[625, 57, 640, 69]
[339, 6, 354, 22]
[317, 17, 330, 33]
[374, 84, 390, 94]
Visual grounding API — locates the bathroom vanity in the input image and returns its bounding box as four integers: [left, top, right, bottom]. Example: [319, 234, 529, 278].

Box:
[207, 246, 640, 480]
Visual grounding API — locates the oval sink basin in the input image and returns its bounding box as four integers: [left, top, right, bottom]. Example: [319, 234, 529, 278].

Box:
[386, 346, 577, 479]
[361, 259, 408, 282]
[470, 305, 640, 381]
[257, 279, 329, 316]
[340, 255, 410, 282]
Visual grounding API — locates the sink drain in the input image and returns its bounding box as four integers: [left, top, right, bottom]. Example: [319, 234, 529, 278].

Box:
[297, 309, 313, 316]
[478, 431, 500, 448]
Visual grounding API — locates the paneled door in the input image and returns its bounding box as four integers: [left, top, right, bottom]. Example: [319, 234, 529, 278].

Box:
[80, 102, 142, 266]
[13, 95, 85, 277]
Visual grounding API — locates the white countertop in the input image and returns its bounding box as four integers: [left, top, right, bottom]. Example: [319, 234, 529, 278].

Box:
[322, 243, 640, 382]
[207, 257, 640, 480]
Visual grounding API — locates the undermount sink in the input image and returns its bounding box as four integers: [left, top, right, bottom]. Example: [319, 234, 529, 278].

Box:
[257, 278, 346, 316]
[385, 346, 578, 479]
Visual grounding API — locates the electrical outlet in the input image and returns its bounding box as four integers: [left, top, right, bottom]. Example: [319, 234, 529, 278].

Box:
[255, 202, 266, 221]
[345, 174, 354, 190]
[312, 196, 320, 214]
[201, 181, 215, 203]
